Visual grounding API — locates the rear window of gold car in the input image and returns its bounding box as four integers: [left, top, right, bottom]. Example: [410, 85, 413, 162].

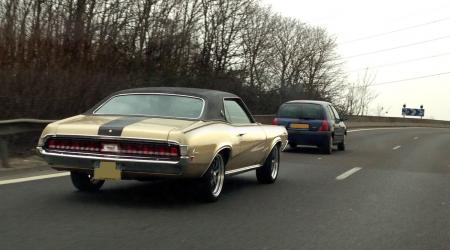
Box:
[94, 94, 204, 119]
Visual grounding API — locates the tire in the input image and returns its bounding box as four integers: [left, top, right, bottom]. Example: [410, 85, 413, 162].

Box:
[256, 145, 280, 184]
[321, 136, 333, 154]
[198, 154, 225, 202]
[289, 142, 297, 149]
[70, 171, 104, 192]
[337, 136, 346, 151]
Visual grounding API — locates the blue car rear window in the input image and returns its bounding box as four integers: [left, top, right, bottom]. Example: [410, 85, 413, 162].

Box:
[277, 103, 325, 120]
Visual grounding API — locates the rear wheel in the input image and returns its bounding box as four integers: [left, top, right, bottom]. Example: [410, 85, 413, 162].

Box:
[289, 142, 297, 149]
[70, 171, 104, 192]
[198, 154, 225, 202]
[321, 136, 333, 154]
[256, 145, 280, 184]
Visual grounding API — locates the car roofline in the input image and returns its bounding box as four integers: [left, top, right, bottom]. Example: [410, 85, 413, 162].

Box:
[283, 100, 331, 105]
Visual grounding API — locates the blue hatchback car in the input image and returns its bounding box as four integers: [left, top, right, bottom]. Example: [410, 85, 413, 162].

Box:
[273, 100, 347, 154]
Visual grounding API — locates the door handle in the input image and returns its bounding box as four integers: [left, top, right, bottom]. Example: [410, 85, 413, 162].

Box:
[237, 133, 246, 137]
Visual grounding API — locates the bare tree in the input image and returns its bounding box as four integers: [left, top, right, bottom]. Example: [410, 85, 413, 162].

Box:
[269, 16, 304, 101]
[345, 68, 378, 116]
[0, 0, 347, 119]
[240, 4, 274, 90]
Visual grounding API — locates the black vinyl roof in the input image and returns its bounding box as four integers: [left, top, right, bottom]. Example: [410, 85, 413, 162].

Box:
[117, 87, 239, 100]
[87, 87, 246, 121]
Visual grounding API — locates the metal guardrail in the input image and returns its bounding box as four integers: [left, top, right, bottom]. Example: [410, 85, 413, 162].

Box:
[0, 119, 55, 167]
[1, 116, 450, 168]
[0, 119, 56, 136]
[253, 115, 450, 127]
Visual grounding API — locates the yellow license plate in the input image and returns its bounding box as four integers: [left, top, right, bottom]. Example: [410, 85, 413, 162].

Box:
[290, 123, 309, 129]
[94, 161, 121, 181]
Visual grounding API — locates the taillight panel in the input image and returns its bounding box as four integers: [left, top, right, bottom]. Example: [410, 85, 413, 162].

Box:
[318, 120, 330, 131]
[272, 118, 279, 125]
[44, 137, 180, 160]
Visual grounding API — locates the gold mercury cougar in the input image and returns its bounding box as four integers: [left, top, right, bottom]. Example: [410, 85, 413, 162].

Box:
[37, 87, 288, 201]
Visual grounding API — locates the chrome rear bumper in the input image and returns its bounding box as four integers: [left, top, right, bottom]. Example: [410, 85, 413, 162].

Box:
[37, 147, 188, 177]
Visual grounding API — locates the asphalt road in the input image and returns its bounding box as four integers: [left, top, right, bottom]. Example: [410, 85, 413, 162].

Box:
[1, 127, 450, 250]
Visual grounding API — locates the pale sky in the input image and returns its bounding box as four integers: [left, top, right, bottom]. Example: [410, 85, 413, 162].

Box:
[263, 0, 450, 120]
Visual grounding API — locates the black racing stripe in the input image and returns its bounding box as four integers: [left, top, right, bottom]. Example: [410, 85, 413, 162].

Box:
[98, 117, 147, 136]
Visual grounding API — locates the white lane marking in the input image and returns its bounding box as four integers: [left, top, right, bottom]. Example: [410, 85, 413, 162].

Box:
[317, 157, 323, 160]
[348, 127, 427, 133]
[0, 172, 69, 186]
[413, 136, 419, 140]
[393, 145, 401, 150]
[336, 167, 362, 181]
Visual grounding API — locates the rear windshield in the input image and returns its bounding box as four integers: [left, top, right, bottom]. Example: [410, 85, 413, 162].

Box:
[94, 94, 204, 119]
[277, 103, 325, 120]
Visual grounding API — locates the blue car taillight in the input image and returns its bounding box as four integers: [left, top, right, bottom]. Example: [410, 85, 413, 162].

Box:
[272, 118, 279, 125]
[318, 120, 330, 131]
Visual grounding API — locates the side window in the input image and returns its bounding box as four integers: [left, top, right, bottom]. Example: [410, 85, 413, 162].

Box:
[331, 106, 341, 120]
[224, 99, 252, 124]
[327, 106, 336, 120]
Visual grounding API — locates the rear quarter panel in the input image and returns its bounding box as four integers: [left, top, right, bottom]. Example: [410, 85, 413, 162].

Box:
[259, 125, 288, 164]
[170, 122, 238, 177]
[174, 122, 287, 177]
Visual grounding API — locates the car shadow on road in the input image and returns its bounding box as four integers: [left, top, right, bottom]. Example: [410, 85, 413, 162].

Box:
[284, 146, 325, 155]
[283, 146, 346, 155]
[61, 176, 260, 208]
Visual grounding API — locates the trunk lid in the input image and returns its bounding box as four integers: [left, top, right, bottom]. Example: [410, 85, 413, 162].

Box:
[54, 115, 203, 141]
[275, 118, 324, 131]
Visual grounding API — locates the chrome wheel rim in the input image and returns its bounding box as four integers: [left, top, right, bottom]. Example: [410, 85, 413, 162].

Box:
[210, 156, 225, 197]
[270, 148, 279, 179]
